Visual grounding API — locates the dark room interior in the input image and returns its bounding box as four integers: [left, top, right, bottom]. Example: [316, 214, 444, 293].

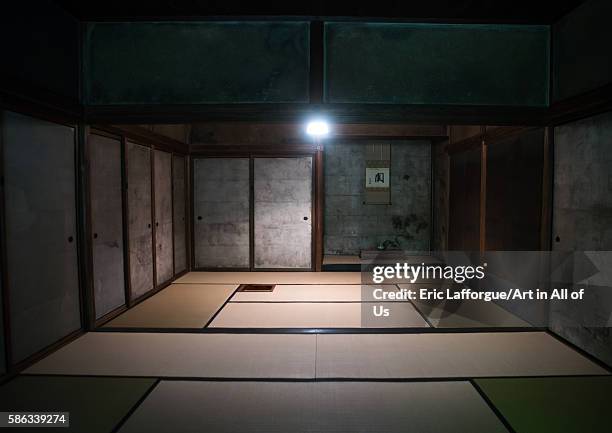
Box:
[0, 0, 611, 432]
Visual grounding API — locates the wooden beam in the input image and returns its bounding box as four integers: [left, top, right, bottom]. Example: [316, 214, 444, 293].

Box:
[479, 127, 487, 254]
[540, 127, 554, 251]
[309, 21, 324, 104]
[314, 148, 324, 271]
[93, 124, 189, 154]
[84, 103, 549, 125]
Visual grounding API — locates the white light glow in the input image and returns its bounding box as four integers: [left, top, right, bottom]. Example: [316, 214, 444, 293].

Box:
[306, 120, 330, 137]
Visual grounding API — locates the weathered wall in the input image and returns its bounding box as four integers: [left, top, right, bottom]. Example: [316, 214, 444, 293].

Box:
[84, 22, 309, 104]
[154, 150, 174, 285]
[553, 0, 612, 101]
[89, 133, 126, 319]
[193, 158, 250, 268]
[127, 142, 154, 299]
[172, 155, 188, 275]
[551, 110, 612, 367]
[2, 111, 81, 362]
[254, 157, 313, 269]
[432, 141, 449, 251]
[325, 23, 549, 106]
[325, 141, 431, 255]
[1, 1, 79, 102]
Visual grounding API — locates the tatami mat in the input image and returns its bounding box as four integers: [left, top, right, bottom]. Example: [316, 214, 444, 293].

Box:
[175, 271, 362, 285]
[316, 332, 609, 378]
[25, 333, 316, 378]
[410, 299, 531, 328]
[397, 283, 531, 328]
[231, 284, 398, 302]
[474, 376, 612, 433]
[0, 375, 155, 433]
[209, 302, 430, 328]
[105, 284, 237, 328]
[118, 380, 507, 433]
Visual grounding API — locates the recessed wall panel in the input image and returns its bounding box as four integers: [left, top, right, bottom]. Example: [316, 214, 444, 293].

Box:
[84, 21, 309, 104]
[193, 158, 250, 268]
[126, 142, 154, 299]
[325, 22, 549, 106]
[2, 111, 81, 362]
[172, 155, 187, 275]
[154, 150, 173, 285]
[89, 133, 126, 318]
[254, 157, 312, 269]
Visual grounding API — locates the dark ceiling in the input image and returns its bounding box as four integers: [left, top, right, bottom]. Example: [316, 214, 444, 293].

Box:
[53, 0, 584, 24]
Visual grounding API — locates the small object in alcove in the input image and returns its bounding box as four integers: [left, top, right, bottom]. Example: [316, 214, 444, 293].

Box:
[555, 236, 561, 242]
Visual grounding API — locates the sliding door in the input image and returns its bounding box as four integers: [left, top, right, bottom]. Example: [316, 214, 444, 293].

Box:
[193, 158, 250, 268]
[253, 157, 313, 269]
[126, 141, 154, 299]
[2, 111, 80, 362]
[154, 150, 173, 285]
[89, 133, 126, 318]
[173, 155, 187, 275]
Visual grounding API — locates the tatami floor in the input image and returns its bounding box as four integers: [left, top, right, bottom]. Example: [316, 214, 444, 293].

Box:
[2, 272, 611, 432]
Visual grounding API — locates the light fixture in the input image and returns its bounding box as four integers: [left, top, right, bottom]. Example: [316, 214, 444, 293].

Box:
[305, 119, 330, 138]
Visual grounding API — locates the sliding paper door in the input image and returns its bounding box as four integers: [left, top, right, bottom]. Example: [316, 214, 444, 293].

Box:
[154, 150, 173, 285]
[253, 157, 313, 269]
[89, 133, 126, 319]
[193, 158, 250, 268]
[126, 141, 154, 299]
[2, 111, 81, 362]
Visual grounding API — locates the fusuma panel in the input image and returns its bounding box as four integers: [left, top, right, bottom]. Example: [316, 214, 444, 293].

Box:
[2, 111, 81, 362]
[154, 150, 173, 285]
[254, 157, 313, 269]
[448, 147, 481, 251]
[172, 155, 187, 275]
[325, 22, 549, 106]
[193, 158, 250, 268]
[89, 133, 126, 319]
[84, 21, 309, 104]
[126, 142, 154, 299]
[485, 129, 544, 250]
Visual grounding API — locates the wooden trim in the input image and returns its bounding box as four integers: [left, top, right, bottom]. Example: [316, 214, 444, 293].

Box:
[121, 136, 133, 307]
[84, 103, 550, 125]
[548, 82, 612, 126]
[185, 156, 192, 273]
[309, 21, 324, 104]
[540, 127, 554, 251]
[447, 125, 541, 154]
[150, 146, 158, 289]
[0, 80, 81, 122]
[314, 148, 324, 271]
[190, 143, 320, 156]
[92, 124, 189, 155]
[171, 153, 176, 276]
[80, 125, 96, 330]
[189, 157, 196, 271]
[479, 127, 487, 254]
[0, 111, 14, 372]
[249, 158, 255, 270]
